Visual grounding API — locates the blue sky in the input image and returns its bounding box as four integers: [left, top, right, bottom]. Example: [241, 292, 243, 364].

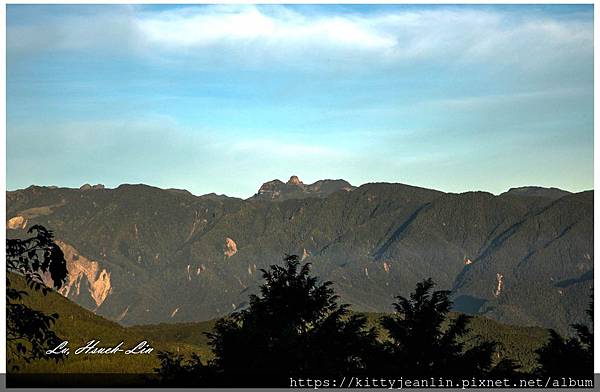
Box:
[7, 4, 593, 197]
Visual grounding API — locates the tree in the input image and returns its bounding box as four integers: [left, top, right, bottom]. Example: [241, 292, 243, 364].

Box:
[154, 351, 212, 386]
[208, 254, 380, 384]
[536, 294, 593, 376]
[156, 255, 379, 386]
[379, 278, 501, 377]
[7, 225, 68, 371]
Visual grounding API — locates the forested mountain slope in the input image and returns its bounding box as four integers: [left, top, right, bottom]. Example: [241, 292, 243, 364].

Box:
[7, 178, 592, 333]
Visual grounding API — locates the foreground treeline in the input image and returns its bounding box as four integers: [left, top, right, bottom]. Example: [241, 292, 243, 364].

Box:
[154, 255, 593, 387]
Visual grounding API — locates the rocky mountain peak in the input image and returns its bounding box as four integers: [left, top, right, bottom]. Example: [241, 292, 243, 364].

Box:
[80, 183, 105, 191]
[252, 176, 355, 201]
[287, 175, 303, 186]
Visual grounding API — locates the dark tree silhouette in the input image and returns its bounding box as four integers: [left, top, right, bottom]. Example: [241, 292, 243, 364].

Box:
[156, 254, 378, 386]
[154, 351, 210, 385]
[208, 254, 379, 384]
[7, 225, 68, 371]
[536, 294, 593, 376]
[156, 262, 524, 386]
[379, 278, 504, 377]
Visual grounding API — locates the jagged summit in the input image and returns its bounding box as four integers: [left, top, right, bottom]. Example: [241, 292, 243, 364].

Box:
[80, 183, 105, 191]
[252, 176, 355, 201]
[287, 175, 303, 186]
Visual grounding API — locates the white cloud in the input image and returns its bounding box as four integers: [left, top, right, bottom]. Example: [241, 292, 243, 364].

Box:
[136, 6, 591, 73]
[8, 5, 592, 74]
[135, 6, 396, 52]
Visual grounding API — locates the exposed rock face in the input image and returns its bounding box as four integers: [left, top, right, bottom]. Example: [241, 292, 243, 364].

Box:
[301, 248, 311, 261]
[383, 262, 391, 273]
[223, 237, 238, 257]
[494, 273, 504, 297]
[255, 179, 285, 200]
[252, 176, 355, 201]
[80, 183, 105, 191]
[7, 216, 27, 230]
[55, 241, 112, 309]
[287, 175, 303, 185]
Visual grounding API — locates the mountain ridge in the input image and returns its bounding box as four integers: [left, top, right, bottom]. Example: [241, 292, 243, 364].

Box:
[7, 180, 578, 201]
[6, 179, 592, 333]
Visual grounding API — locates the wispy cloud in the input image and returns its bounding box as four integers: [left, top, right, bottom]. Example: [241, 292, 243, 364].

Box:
[136, 6, 395, 51]
[8, 5, 592, 73]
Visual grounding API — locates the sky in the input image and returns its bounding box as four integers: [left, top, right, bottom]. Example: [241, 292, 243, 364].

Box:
[6, 4, 594, 198]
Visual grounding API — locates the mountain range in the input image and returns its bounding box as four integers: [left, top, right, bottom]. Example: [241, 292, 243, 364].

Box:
[6, 176, 593, 333]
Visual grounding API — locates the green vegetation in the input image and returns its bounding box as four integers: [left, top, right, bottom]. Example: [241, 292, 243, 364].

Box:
[7, 183, 593, 333]
[361, 312, 549, 373]
[198, 254, 380, 385]
[9, 248, 590, 388]
[154, 258, 581, 386]
[7, 225, 68, 371]
[379, 278, 510, 377]
[8, 273, 210, 373]
[9, 271, 552, 375]
[535, 296, 593, 376]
